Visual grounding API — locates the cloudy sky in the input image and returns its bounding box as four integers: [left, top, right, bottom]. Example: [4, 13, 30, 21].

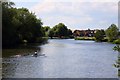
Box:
[11, 0, 119, 30]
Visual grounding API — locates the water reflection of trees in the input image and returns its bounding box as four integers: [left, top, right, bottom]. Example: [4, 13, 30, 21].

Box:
[2, 44, 42, 58]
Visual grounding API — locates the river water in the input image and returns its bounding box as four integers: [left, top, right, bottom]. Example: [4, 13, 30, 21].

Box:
[2, 39, 118, 78]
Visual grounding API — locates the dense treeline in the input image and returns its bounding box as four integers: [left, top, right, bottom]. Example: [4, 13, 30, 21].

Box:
[2, 2, 45, 48]
[94, 24, 120, 43]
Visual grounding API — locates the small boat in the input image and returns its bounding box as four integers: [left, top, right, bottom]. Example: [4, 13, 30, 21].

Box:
[32, 51, 46, 57]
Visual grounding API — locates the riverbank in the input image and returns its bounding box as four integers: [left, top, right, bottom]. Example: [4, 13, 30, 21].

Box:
[75, 37, 120, 44]
[2, 37, 48, 57]
[2, 43, 41, 58]
[48, 36, 74, 39]
[74, 37, 95, 40]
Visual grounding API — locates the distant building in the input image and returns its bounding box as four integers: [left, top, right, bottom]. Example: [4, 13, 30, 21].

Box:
[73, 29, 97, 37]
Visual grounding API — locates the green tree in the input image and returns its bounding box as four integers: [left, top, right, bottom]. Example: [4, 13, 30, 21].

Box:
[2, 2, 45, 48]
[105, 24, 119, 42]
[2, 2, 19, 48]
[48, 29, 54, 39]
[43, 26, 50, 37]
[94, 29, 105, 41]
[68, 29, 73, 36]
[48, 23, 72, 38]
[15, 8, 43, 42]
[43, 26, 50, 32]
[55, 23, 68, 38]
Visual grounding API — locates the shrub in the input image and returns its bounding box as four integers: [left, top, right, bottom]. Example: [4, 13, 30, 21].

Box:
[113, 39, 120, 44]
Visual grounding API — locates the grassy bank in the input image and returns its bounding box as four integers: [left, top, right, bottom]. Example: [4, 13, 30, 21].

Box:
[75, 37, 95, 40]
[48, 36, 74, 39]
[74, 37, 120, 44]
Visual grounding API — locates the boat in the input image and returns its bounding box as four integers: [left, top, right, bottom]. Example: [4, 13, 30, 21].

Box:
[32, 51, 46, 57]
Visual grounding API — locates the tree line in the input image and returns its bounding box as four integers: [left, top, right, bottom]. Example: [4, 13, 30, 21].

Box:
[94, 24, 120, 43]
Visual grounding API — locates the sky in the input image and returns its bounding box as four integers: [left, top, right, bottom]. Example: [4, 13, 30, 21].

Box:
[10, 0, 119, 30]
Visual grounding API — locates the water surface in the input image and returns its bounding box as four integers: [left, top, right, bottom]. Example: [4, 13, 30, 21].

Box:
[2, 39, 118, 78]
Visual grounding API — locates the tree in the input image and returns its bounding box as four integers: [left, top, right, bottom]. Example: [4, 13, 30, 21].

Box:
[2, 2, 19, 48]
[43, 26, 50, 37]
[48, 23, 72, 38]
[105, 24, 119, 42]
[68, 29, 73, 36]
[55, 23, 68, 38]
[48, 29, 54, 39]
[2, 2, 45, 48]
[94, 29, 105, 41]
[43, 26, 50, 32]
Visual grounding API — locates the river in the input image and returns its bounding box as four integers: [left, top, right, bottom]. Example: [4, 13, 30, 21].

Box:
[2, 39, 118, 78]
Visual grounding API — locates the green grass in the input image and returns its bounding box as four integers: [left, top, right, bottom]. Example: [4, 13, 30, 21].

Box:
[75, 37, 95, 40]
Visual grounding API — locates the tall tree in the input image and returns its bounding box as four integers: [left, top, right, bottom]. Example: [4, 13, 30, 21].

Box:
[94, 29, 105, 41]
[105, 24, 119, 42]
[2, 2, 44, 48]
[55, 23, 68, 38]
[2, 2, 19, 48]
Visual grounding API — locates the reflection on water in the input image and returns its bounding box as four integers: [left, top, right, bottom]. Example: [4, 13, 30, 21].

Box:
[2, 39, 118, 78]
[2, 43, 43, 58]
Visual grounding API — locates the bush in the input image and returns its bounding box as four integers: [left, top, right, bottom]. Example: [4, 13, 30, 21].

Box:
[36, 37, 48, 44]
[113, 39, 120, 44]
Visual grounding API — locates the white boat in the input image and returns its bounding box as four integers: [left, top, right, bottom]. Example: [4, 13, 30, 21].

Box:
[32, 51, 46, 57]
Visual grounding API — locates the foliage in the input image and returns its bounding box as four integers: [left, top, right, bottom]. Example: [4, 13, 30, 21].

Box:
[2, 2, 45, 48]
[48, 29, 54, 38]
[56, 23, 68, 37]
[105, 24, 119, 42]
[67, 29, 73, 37]
[94, 29, 105, 41]
[113, 45, 120, 52]
[113, 39, 120, 44]
[43, 26, 50, 32]
[113, 45, 120, 77]
[42, 26, 50, 37]
[48, 23, 73, 38]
